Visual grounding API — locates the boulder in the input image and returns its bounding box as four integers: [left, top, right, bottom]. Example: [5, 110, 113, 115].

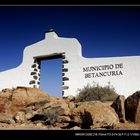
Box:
[40, 96, 71, 116]
[0, 88, 13, 98]
[3, 86, 140, 129]
[33, 106, 71, 126]
[41, 106, 66, 124]
[0, 114, 15, 124]
[70, 126, 81, 130]
[63, 95, 75, 102]
[12, 87, 49, 106]
[111, 95, 125, 123]
[33, 100, 49, 110]
[0, 97, 10, 113]
[29, 97, 71, 128]
[71, 101, 119, 129]
[14, 111, 26, 123]
[68, 102, 75, 110]
[136, 102, 140, 123]
[125, 91, 140, 123]
[0, 87, 50, 115]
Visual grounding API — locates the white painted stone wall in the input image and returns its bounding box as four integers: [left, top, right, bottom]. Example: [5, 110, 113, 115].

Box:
[0, 30, 140, 98]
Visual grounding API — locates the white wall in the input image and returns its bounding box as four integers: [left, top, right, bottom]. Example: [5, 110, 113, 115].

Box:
[67, 56, 140, 98]
[0, 31, 140, 98]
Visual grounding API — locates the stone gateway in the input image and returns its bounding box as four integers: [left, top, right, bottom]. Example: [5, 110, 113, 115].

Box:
[0, 30, 140, 97]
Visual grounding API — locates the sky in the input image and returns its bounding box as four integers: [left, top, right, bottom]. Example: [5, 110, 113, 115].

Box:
[0, 6, 140, 96]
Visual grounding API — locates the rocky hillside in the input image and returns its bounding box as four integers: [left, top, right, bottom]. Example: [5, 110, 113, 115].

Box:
[0, 87, 139, 129]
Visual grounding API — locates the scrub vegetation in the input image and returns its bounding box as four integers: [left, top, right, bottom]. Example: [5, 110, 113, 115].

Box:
[76, 83, 118, 102]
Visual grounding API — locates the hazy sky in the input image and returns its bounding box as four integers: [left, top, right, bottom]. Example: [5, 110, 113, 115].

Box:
[0, 6, 140, 96]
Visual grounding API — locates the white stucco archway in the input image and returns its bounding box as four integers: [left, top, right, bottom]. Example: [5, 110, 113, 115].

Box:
[0, 30, 140, 97]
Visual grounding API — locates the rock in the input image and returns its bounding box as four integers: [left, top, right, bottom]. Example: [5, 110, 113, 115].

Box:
[0, 114, 15, 124]
[71, 101, 119, 129]
[40, 97, 71, 116]
[29, 97, 72, 128]
[52, 122, 69, 128]
[0, 97, 10, 113]
[25, 112, 35, 120]
[34, 100, 49, 110]
[58, 116, 71, 122]
[68, 102, 75, 110]
[30, 106, 66, 125]
[18, 105, 37, 120]
[36, 122, 44, 127]
[136, 102, 140, 123]
[14, 111, 26, 123]
[70, 126, 81, 130]
[0, 123, 9, 128]
[125, 91, 140, 123]
[114, 121, 140, 130]
[0, 88, 13, 98]
[111, 95, 125, 123]
[37, 106, 66, 125]
[0, 87, 50, 116]
[2, 86, 140, 129]
[12, 87, 50, 106]
[63, 95, 75, 102]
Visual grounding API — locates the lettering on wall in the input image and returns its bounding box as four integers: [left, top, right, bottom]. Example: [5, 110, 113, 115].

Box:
[83, 63, 123, 78]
